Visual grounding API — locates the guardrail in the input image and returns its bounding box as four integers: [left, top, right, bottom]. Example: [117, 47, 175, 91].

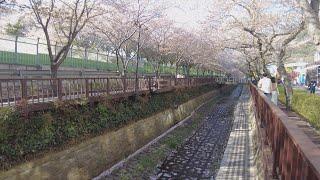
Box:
[0, 69, 120, 78]
[250, 83, 320, 179]
[0, 35, 214, 76]
[0, 77, 237, 107]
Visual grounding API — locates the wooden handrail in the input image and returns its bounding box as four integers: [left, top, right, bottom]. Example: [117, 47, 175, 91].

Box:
[250, 83, 320, 179]
[0, 77, 233, 107]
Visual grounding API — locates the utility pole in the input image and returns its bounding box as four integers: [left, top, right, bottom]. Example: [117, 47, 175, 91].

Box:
[134, 0, 141, 96]
[317, 66, 320, 87]
[14, 36, 18, 66]
[135, 24, 141, 95]
[36, 38, 40, 68]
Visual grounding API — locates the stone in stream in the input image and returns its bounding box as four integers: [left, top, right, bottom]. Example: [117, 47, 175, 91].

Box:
[155, 86, 243, 179]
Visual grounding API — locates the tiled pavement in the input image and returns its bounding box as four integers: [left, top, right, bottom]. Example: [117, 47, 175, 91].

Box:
[215, 87, 257, 179]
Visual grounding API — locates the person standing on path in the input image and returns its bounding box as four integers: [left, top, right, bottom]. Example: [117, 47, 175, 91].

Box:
[270, 77, 278, 105]
[310, 81, 317, 94]
[308, 82, 312, 92]
[257, 73, 272, 99]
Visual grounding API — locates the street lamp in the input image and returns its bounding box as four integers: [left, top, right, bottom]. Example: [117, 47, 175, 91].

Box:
[317, 66, 320, 86]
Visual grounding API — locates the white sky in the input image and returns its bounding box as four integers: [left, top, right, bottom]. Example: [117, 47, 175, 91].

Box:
[165, 0, 213, 31]
[0, 0, 214, 36]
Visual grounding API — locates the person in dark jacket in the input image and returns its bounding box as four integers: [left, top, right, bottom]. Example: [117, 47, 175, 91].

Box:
[308, 82, 312, 91]
[310, 81, 317, 94]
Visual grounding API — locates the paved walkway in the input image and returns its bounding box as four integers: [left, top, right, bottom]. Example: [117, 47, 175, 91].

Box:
[156, 86, 244, 179]
[216, 87, 257, 179]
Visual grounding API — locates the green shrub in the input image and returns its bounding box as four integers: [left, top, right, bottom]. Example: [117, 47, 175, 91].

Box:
[0, 84, 230, 170]
[279, 86, 320, 130]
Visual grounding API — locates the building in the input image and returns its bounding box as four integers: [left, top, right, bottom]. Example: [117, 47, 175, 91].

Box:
[267, 62, 308, 85]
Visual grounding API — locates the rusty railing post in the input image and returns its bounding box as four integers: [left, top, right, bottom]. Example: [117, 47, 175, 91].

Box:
[106, 78, 110, 95]
[148, 77, 152, 92]
[20, 79, 27, 100]
[57, 79, 63, 100]
[174, 77, 177, 86]
[123, 77, 127, 93]
[85, 79, 89, 98]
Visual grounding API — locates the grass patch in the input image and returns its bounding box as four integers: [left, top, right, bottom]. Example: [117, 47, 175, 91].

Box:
[278, 86, 320, 130]
[164, 137, 181, 149]
[0, 50, 217, 76]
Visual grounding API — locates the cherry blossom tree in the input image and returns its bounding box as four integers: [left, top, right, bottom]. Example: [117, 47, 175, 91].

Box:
[207, 0, 304, 109]
[29, 0, 101, 78]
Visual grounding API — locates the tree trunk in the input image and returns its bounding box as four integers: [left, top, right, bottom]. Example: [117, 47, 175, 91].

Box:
[300, 0, 320, 57]
[116, 51, 120, 73]
[121, 68, 127, 77]
[278, 59, 293, 110]
[124, 69, 128, 78]
[175, 63, 179, 77]
[51, 64, 58, 78]
[106, 51, 109, 63]
[50, 64, 59, 97]
[155, 63, 160, 79]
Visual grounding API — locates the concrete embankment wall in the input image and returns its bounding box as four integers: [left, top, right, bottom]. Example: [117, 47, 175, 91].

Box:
[0, 89, 221, 180]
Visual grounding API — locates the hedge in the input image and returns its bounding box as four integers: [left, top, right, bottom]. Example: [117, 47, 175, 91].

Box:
[0, 84, 233, 170]
[278, 86, 320, 131]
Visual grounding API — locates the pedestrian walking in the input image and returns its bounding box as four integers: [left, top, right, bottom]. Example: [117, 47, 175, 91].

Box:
[258, 73, 272, 99]
[308, 82, 312, 92]
[270, 77, 278, 105]
[310, 81, 317, 94]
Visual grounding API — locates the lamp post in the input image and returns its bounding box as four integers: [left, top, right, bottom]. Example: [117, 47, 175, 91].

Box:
[317, 66, 320, 87]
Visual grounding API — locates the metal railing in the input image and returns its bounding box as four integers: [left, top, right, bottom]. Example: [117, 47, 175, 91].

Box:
[250, 83, 320, 179]
[0, 77, 230, 107]
[0, 35, 221, 76]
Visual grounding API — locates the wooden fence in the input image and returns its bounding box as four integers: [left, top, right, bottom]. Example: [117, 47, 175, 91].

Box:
[250, 83, 320, 179]
[0, 76, 236, 107]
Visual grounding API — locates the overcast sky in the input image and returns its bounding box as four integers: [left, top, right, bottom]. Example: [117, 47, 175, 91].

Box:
[0, 0, 214, 36]
[166, 0, 213, 31]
